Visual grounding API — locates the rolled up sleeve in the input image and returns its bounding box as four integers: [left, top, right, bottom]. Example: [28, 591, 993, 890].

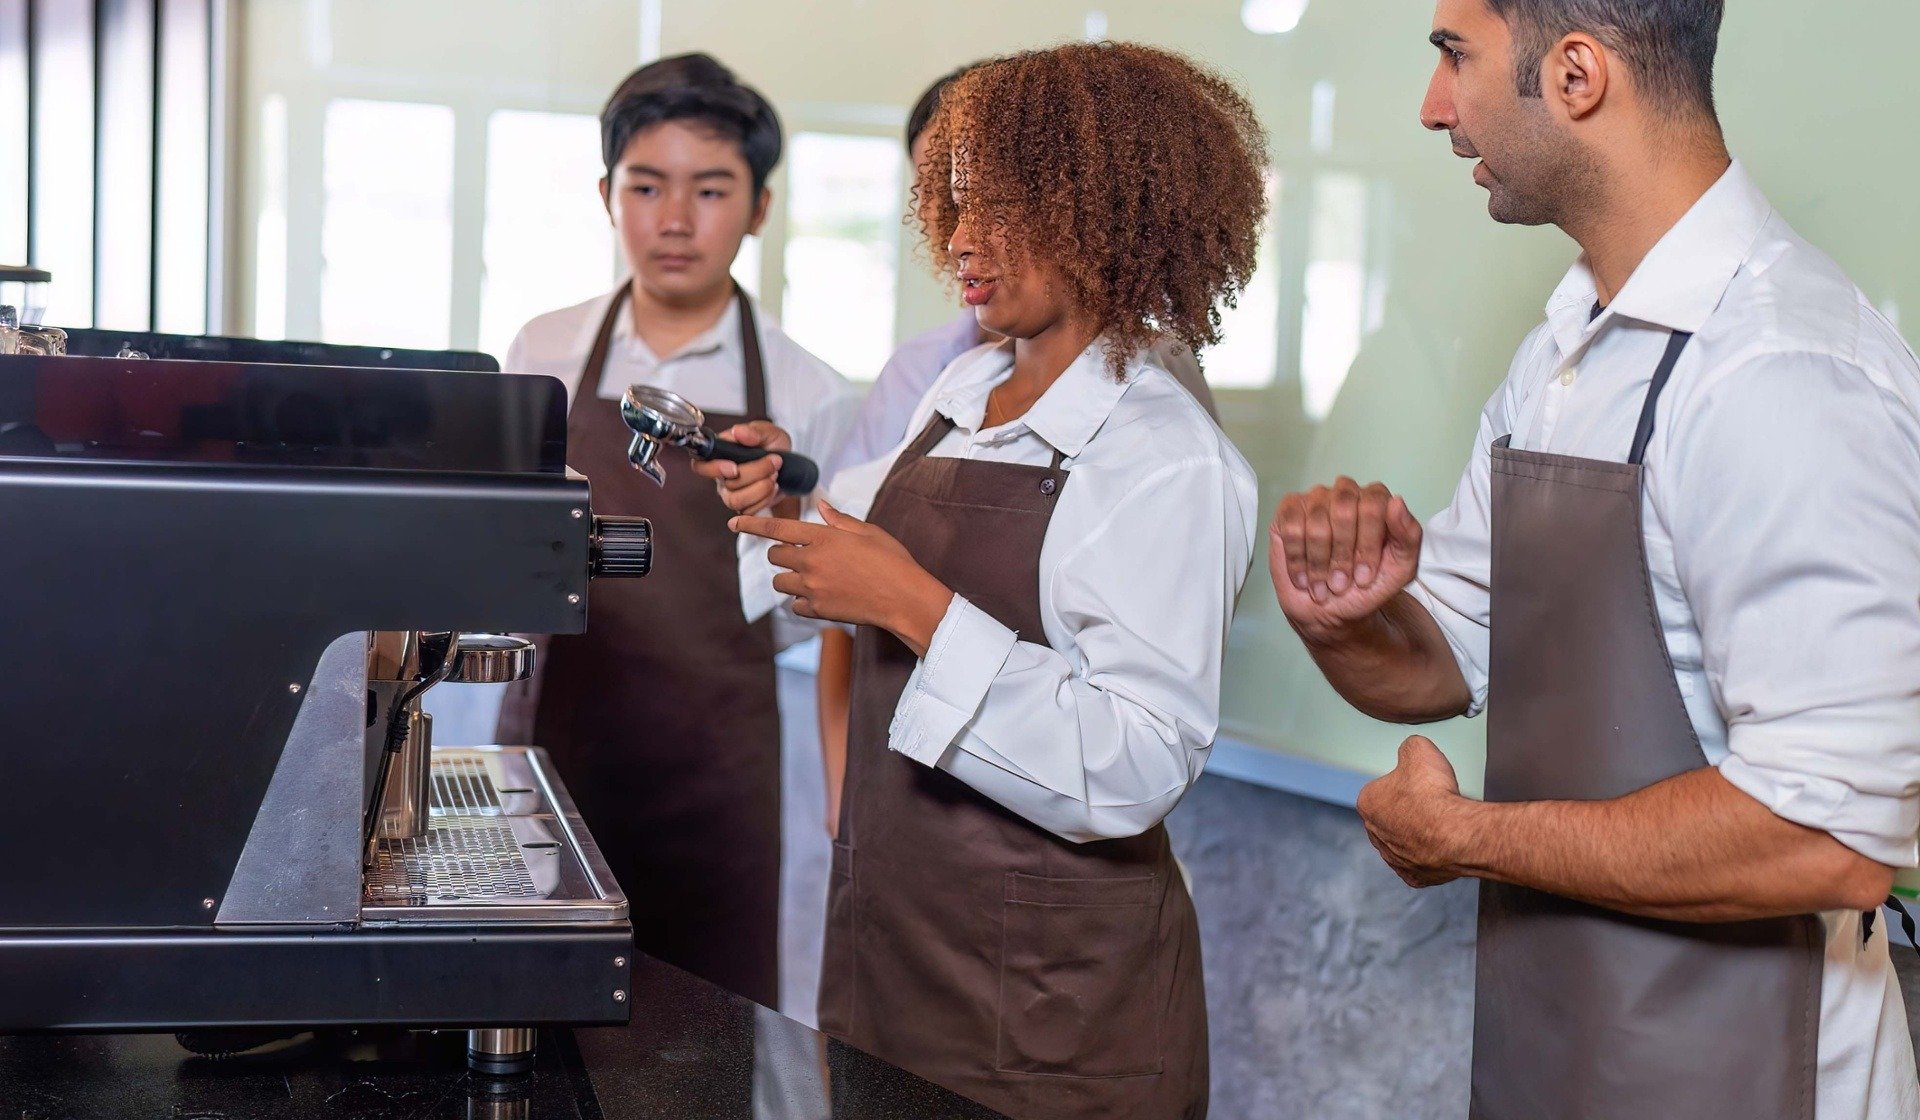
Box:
[1667, 351, 1920, 867]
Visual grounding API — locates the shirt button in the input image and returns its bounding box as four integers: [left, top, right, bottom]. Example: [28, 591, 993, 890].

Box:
[1559, 367, 1576, 386]
[1040, 477, 1057, 495]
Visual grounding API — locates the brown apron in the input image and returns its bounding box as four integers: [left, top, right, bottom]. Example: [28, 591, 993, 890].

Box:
[501, 281, 781, 1009]
[1472, 330, 1823, 1118]
[821, 415, 1209, 1120]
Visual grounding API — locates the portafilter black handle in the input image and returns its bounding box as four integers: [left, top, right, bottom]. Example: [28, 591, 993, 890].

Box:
[698, 437, 820, 495]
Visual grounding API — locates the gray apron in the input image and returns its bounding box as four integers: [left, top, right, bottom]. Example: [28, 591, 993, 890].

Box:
[822, 415, 1209, 1120]
[1471, 330, 1824, 1119]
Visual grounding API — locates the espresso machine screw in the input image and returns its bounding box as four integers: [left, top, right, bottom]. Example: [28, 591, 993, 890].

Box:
[566, 593, 581, 605]
[201, 898, 215, 910]
[287, 683, 302, 694]
[614, 956, 627, 968]
[613, 990, 627, 1003]
[571, 508, 584, 519]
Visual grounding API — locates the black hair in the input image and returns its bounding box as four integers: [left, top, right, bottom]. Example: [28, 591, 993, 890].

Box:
[905, 63, 982, 154]
[600, 53, 783, 193]
[1481, 0, 1722, 120]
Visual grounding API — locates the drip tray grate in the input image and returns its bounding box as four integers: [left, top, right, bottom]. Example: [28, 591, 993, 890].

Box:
[361, 746, 625, 923]
[366, 817, 538, 904]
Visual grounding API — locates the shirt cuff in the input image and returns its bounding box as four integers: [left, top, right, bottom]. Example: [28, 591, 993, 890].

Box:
[1719, 753, 1920, 868]
[887, 595, 1018, 767]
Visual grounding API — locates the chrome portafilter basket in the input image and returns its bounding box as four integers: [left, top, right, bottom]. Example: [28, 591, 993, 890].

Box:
[618, 384, 819, 494]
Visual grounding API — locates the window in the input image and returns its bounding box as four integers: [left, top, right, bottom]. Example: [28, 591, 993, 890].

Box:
[779, 132, 901, 380]
[252, 95, 289, 341]
[477, 109, 614, 363]
[320, 99, 455, 349]
[1209, 173, 1284, 390]
[0, 2, 28, 267]
[1299, 172, 1379, 421]
[31, 2, 96, 327]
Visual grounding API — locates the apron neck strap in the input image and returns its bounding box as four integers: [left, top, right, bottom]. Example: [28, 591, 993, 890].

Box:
[581, 280, 628, 395]
[732, 282, 770, 420]
[901, 413, 1069, 471]
[581, 280, 771, 421]
[1627, 330, 1695, 467]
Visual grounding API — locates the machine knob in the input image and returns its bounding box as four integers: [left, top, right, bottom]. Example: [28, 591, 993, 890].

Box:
[589, 515, 653, 579]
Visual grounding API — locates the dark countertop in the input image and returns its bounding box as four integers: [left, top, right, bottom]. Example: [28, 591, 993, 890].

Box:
[0, 953, 1006, 1120]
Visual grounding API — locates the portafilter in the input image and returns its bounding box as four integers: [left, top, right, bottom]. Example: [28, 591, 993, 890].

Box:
[619, 384, 820, 494]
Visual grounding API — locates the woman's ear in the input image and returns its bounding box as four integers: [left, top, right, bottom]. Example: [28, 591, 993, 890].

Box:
[1545, 32, 1609, 122]
[748, 187, 773, 236]
[599, 176, 613, 223]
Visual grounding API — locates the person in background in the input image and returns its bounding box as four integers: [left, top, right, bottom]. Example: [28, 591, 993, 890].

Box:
[497, 52, 856, 1012]
[1271, 1, 1920, 1116]
[813, 61, 1224, 841]
[726, 42, 1267, 1119]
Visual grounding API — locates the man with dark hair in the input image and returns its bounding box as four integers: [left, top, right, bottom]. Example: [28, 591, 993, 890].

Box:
[497, 52, 854, 1012]
[1271, 1, 1920, 1116]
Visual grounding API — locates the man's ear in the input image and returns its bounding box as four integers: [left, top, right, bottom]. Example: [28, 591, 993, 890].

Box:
[748, 187, 773, 236]
[1545, 32, 1609, 122]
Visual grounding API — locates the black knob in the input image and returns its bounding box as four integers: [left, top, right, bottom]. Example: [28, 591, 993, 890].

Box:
[589, 515, 653, 579]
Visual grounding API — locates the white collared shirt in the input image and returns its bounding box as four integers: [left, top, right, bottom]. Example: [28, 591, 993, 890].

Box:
[753, 340, 1257, 843]
[1409, 160, 1920, 1119]
[503, 286, 858, 639]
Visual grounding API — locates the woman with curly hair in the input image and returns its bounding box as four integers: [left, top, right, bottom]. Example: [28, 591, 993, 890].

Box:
[726, 42, 1267, 1118]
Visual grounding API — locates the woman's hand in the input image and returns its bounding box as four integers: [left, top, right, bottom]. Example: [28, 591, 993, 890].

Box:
[693, 421, 792, 515]
[731, 501, 954, 656]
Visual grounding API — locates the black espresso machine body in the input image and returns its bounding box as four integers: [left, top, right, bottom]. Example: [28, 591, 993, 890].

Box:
[0, 349, 638, 1043]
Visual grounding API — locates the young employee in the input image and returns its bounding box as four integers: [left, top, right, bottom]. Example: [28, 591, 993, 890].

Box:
[726, 43, 1268, 1119]
[498, 53, 855, 1010]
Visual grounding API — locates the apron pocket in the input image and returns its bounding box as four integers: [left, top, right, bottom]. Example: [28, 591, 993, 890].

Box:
[818, 842, 857, 1036]
[996, 872, 1162, 1078]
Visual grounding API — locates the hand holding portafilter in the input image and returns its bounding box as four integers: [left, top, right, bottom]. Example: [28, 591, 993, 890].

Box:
[619, 384, 819, 494]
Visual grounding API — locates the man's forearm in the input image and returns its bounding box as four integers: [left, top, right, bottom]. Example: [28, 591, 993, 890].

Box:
[1296, 592, 1472, 724]
[1442, 767, 1894, 921]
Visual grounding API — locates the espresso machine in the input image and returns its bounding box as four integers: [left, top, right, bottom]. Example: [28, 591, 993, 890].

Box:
[0, 343, 646, 1074]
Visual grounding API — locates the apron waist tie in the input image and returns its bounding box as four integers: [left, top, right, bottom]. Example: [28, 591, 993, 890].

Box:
[1863, 895, 1919, 953]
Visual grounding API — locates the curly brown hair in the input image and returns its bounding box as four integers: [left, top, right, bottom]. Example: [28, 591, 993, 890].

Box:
[913, 42, 1269, 377]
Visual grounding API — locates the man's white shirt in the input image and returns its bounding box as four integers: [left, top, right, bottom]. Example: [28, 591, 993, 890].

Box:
[1409, 161, 1920, 1119]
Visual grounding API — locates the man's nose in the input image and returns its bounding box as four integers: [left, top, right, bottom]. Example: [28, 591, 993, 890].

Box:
[1420, 68, 1457, 132]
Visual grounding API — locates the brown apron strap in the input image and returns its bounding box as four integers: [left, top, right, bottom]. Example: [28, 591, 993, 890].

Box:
[581, 280, 631, 400]
[733, 283, 769, 421]
[585, 280, 764, 421]
[900, 412, 1067, 471]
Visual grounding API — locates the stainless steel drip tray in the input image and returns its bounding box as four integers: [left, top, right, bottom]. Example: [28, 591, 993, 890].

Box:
[362, 746, 627, 925]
